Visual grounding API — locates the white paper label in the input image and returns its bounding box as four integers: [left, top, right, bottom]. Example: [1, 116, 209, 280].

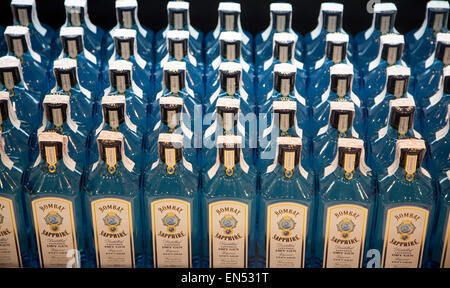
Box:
[169, 75, 180, 93]
[17, 8, 29, 26]
[91, 198, 135, 268]
[433, 13, 444, 32]
[108, 110, 119, 129]
[279, 113, 290, 132]
[225, 15, 235, 31]
[0, 197, 21, 268]
[226, 44, 236, 61]
[12, 39, 24, 58]
[174, 42, 184, 60]
[120, 41, 131, 60]
[60, 73, 72, 92]
[164, 148, 176, 167]
[279, 46, 288, 63]
[398, 116, 409, 136]
[226, 77, 236, 96]
[67, 39, 78, 59]
[151, 199, 191, 268]
[116, 75, 126, 94]
[224, 150, 235, 169]
[327, 15, 337, 33]
[441, 211, 450, 268]
[443, 47, 450, 66]
[209, 201, 248, 268]
[223, 112, 234, 132]
[70, 12, 81, 27]
[323, 204, 368, 268]
[337, 79, 347, 97]
[344, 153, 356, 172]
[332, 45, 343, 64]
[380, 15, 391, 35]
[32, 197, 77, 268]
[173, 13, 183, 29]
[382, 206, 429, 268]
[386, 47, 398, 65]
[3, 72, 15, 91]
[122, 11, 133, 29]
[337, 114, 349, 134]
[280, 78, 290, 96]
[393, 79, 405, 98]
[266, 202, 307, 268]
[51, 108, 64, 127]
[167, 110, 178, 129]
[275, 15, 286, 32]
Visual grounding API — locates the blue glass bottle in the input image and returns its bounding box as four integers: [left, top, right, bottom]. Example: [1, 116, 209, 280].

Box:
[50, 58, 95, 131]
[155, 1, 203, 66]
[105, 0, 153, 65]
[312, 101, 361, 172]
[37, 94, 89, 170]
[0, 142, 32, 267]
[303, 3, 354, 67]
[311, 63, 363, 135]
[90, 94, 144, 173]
[0, 26, 5, 55]
[405, 1, 449, 66]
[413, 33, 449, 110]
[4, 26, 50, 97]
[430, 171, 450, 268]
[85, 130, 143, 268]
[201, 135, 257, 268]
[25, 131, 86, 268]
[0, 92, 30, 172]
[372, 138, 434, 268]
[143, 133, 201, 268]
[422, 66, 449, 140]
[255, 3, 303, 66]
[367, 65, 415, 141]
[205, 62, 254, 115]
[103, 60, 148, 130]
[355, 3, 398, 68]
[361, 34, 407, 108]
[205, 2, 253, 65]
[206, 32, 254, 97]
[0, 56, 40, 138]
[314, 137, 375, 268]
[257, 136, 314, 268]
[369, 98, 422, 177]
[103, 28, 152, 94]
[55, 0, 105, 62]
[54, 27, 101, 96]
[10, 0, 56, 60]
[427, 110, 449, 176]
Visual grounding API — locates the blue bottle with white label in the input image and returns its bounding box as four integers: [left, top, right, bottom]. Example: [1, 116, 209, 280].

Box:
[257, 136, 314, 268]
[255, 3, 303, 66]
[103, 28, 152, 94]
[155, 1, 203, 65]
[413, 33, 449, 110]
[0, 92, 30, 172]
[405, 1, 449, 66]
[361, 34, 407, 108]
[314, 137, 375, 268]
[53, 27, 101, 96]
[10, 0, 55, 60]
[4, 26, 49, 96]
[367, 65, 415, 141]
[303, 2, 354, 67]
[0, 137, 32, 268]
[311, 64, 363, 135]
[143, 133, 201, 268]
[105, 0, 153, 63]
[154, 31, 204, 102]
[369, 98, 422, 177]
[0, 56, 40, 138]
[354, 3, 399, 68]
[103, 60, 148, 130]
[201, 135, 257, 268]
[85, 130, 143, 268]
[430, 171, 450, 268]
[205, 2, 253, 65]
[25, 131, 86, 268]
[372, 138, 434, 268]
[55, 0, 105, 61]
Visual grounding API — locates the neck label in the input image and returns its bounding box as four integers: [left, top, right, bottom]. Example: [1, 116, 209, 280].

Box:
[226, 77, 236, 95]
[386, 47, 398, 65]
[51, 108, 64, 127]
[32, 198, 77, 268]
[382, 206, 429, 268]
[327, 15, 337, 33]
[174, 42, 184, 61]
[173, 12, 184, 29]
[151, 199, 192, 268]
[337, 79, 348, 97]
[380, 15, 391, 35]
[332, 45, 343, 64]
[70, 11, 81, 27]
[275, 15, 286, 32]
[122, 11, 133, 29]
[398, 116, 410, 135]
[3, 72, 15, 91]
[12, 39, 24, 58]
[120, 41, 131, 60]
[266, 202, 307, 268]
[91, 198, 135, 268]
[0, 197, 22, 268]
[17, 8, 29, 26]
[227, 44, 236, 62]
[225, 15, 235, 31]
[443, 47, 450, 66]
[116, 75, 127, 94]
[323, 204, 368, 268]
[108, 110, 120, 130]
[209, 201, 248, 268]
[280, 78, 291, 96]
[67, 39, 79, 58]
[433, 13, 444, 32]
[393, 79, 405, 98]
[278, 46, 289, 63]
[337, 114, 349, 134]
[60, 73, 72, 92]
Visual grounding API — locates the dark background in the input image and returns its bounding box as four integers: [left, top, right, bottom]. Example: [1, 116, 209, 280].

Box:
[0, 0, 438, 36]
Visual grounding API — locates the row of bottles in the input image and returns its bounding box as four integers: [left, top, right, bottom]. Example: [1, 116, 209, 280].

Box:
[0, 0, 448, 269]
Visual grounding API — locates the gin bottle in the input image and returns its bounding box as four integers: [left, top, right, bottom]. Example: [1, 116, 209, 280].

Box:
[427, 106, 449, 176]
[314, 137, 375, 268]
[373, 138, 434, 268]
[257, 136, 314, 268]
[25, 131, 86, 268]
[85, 130, 143, 268]
[143, 133, 200, 268]
[202, 135, 257, 268]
